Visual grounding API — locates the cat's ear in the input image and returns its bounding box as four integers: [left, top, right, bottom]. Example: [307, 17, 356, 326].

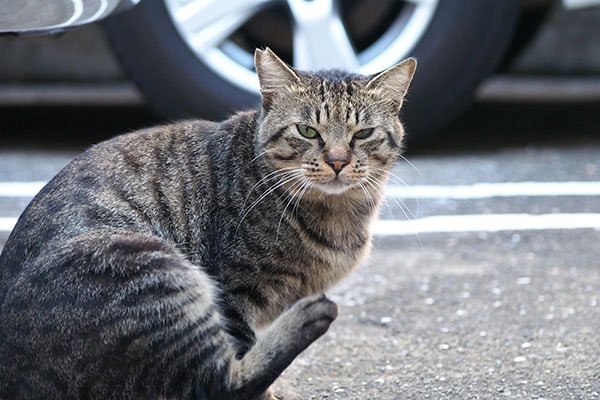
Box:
[255, 47, 301, 109]
[366, 58, 417, 108]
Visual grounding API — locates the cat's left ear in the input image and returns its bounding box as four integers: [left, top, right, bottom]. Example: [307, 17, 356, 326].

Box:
[255, 47, 301, 110]
[366, 58, 417, 108]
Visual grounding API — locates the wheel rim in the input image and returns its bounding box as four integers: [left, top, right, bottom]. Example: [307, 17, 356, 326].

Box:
[164, 0, 439, 93]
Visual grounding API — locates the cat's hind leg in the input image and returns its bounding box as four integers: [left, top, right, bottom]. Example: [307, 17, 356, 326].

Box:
[4, 230, 336, 400]
[14, 229, 239, 399]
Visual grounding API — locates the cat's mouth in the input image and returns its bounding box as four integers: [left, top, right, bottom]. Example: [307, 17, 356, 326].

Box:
[314, 179, 355, 195]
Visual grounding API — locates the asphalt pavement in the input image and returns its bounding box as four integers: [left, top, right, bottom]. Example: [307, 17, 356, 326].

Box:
[1, 100, 599, 399]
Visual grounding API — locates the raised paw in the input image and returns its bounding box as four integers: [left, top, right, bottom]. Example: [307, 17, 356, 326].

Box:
[259, 389, 284, 400]
[259, 386, 304, 400]
[278, 293, 338, 350]
[298, 294, 338, 339]
[231, 295, 337, 400]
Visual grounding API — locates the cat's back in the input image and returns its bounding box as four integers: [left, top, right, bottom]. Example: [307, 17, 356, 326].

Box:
[0, 118, 224, 287]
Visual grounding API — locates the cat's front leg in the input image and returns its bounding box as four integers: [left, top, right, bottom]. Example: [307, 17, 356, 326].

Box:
[228, 294, 338, 400]
[255, 389, 284, 400]
[220, 297, 257, 359]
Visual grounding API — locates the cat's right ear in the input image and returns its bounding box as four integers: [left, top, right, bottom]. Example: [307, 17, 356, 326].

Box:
[255, 47, 301, 110]
[366, 57, 417, 109]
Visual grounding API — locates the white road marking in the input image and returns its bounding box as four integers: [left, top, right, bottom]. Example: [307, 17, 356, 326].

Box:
[0, 182, 46, 197]
[2, 181, 600, 234]
[3, 214, 600, 235]
[0, 218, 18, 233]
[2, 181, 600, 199]
[372, 213, 600, 236]
[386, 181, 600, 199]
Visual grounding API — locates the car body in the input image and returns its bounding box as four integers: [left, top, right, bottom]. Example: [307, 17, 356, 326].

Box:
[0, 0, 138, 34]
[1, 0, 600, 139]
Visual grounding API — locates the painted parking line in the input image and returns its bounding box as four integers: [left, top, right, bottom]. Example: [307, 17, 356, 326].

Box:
[372, 213, 600, 236]
[2, 181, 600, 199]
[3, 214, 600, 235]
[2, 181, 600, 234]
[0, 182, 46, 197]
[386, 181, 600, 199]
[0, 217, 18, 233]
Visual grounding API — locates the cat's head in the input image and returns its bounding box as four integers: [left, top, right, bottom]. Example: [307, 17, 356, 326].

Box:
[255, 48, 416, 196]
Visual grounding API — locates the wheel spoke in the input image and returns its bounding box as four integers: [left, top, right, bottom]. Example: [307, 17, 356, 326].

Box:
[164, 0, 439, 93]
[170, 0, 272, 52]
[287, 0, 359, 71]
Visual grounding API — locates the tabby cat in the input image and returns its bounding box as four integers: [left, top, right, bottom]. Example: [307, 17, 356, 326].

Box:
[0, 48, 416, 399]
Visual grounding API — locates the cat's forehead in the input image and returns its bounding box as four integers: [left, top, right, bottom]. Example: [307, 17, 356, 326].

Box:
[303, 70, 367, 95]
[294, 72, 377, 125]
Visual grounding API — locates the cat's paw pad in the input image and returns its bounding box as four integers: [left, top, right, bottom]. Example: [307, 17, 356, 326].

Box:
[295, 294, 338, 340]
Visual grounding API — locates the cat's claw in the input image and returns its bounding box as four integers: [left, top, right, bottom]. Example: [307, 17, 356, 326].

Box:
[255, 389, 284, 400]
[269, 391, 284, 400]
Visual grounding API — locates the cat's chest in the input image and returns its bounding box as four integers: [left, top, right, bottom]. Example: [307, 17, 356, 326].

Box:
[254, 236, 372, 327]
[304, 240, 372, 290]
[282, 206, 373, 291]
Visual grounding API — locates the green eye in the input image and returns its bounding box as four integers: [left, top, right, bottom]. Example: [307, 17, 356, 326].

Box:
[297, 125, 320, 139]
[354, 128, 374, 139]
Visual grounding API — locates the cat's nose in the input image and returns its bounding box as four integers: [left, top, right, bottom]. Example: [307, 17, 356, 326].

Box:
[326, 146, 350, 174]
[327, 159, 348, 174]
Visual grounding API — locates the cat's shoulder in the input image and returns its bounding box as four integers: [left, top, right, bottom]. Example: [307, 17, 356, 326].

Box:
[108, 109, 259, 148]
[216, 109, 260, 134]
[115, 118, 219, 145]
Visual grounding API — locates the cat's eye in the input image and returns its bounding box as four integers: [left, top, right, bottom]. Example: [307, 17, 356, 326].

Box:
[297, 125, 320, 139]
[354, 128, 374, 140]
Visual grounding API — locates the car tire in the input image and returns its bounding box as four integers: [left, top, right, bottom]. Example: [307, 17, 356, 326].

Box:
[104, 0, 520, 141]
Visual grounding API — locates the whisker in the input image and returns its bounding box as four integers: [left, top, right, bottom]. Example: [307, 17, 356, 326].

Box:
[367, 175, 418, 221]
[292, 179, 313, 216]
[276, 177, 305, 205]
[237, 170, 304, 230]
[249, 171, 304, 212]
[369, 167, 420, 218]
[358, 182, 376, 214]
[247, 150, 270, 166]
[240, 167, 299, 212]
[364, 176, 423, 249]
[397, 154, 422, 177]
[276, 178, 309, 243]
[369, 167, 410, 188]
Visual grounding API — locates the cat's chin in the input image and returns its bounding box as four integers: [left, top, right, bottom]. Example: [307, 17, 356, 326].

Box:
[314, 182, 354, 195]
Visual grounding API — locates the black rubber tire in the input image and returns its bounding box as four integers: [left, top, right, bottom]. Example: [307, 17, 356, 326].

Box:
[104, 0, 520, 141]
[501, 1, 556, 69]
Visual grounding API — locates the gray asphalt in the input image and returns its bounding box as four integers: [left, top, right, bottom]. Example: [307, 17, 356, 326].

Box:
[1, 101, 599, 399]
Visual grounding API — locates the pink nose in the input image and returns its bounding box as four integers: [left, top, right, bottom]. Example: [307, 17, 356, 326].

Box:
[328, 160, 348, 174]
[326, 145, 350, 174]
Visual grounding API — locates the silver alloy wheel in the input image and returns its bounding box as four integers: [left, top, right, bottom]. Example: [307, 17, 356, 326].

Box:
[164, 0, 439, 93]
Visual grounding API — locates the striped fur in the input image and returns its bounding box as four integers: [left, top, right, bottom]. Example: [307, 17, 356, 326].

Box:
[0, 49, 415, 399]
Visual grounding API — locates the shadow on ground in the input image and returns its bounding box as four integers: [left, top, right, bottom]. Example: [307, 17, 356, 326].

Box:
[1, 100, 600, 154]
[0, 105, 158, 151]
[408, 100, 600, 155]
